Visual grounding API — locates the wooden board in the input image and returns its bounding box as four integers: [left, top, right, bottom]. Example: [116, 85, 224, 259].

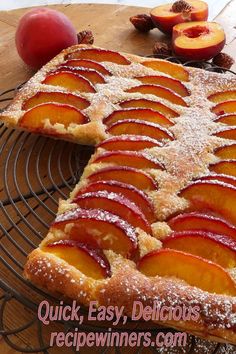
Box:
[0, 2, 236, 353]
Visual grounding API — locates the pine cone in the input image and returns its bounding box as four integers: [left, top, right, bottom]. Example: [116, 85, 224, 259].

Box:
[213, 53, 235, 69]
[153, 42, 172, 56]
[77, 30, 94, 45]
[130, 14, 155, 32]
[172, 0, 192, 13]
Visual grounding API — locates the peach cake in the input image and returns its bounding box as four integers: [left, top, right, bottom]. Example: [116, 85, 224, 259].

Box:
[1, 45, 236, 344]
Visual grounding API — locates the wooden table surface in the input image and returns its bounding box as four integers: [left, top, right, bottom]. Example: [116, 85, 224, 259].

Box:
[0, 1, 236, 353]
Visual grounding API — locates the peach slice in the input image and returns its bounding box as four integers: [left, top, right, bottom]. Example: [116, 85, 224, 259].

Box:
[212, 100, 236, 116]
[215, 114, 236, 125]
[22, 91, 90, 110]
[197, 173, 236, 188]
[119, 98, 179, 118]
[214, 128, 236, 140]
[179, 180, 236, 225]
[126, 85, 187, 107]
[208, 90, 236, 104]
[54, 66, 105, 84]
[93, 151, 163, 170]
[107, 119, 174, 141]
[62, 59, 111, 76]
[150, 0, 208, 35]
[43, 71, 96, 93]
[142, 60, 189, 82]
[97, 135, 162, 151]
[135, 75, 190, 97]
[88, 166, 157, 191]
[52, 207, 138, 258]
[172, 21, 226, 61]
[19, 103, 88, 131]
[67, 48, 130, 65]
[215, 144, 236, 159]
[163, 230, 236, 268]
[168, 212, 236, 241]
[74, 191, 151, 233]
[75, 180, 155, 223]
[138, 249, 236, 296]
[209, 160, 236, 177]
[43, 240, 111, 279]
[103, 108, 174, 127]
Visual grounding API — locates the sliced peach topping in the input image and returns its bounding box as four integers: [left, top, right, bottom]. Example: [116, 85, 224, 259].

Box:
[179, 179, 236, 225]
[22, 91, 90, 111]
[54, 66, 105, 84]
[51, 207, 138, 258]
[215, 144, 236, 159]
[19, 103, 88, 131]
[163, 230, 236, 268]
[88, 166, 157, 191]
[120, 99, 179, 118]
[208, 90, 236, 103]
[168, 212, 236, 241]
[67, 48, 130, 65]
[135, 75, 190, 97]
[138, 249, 236, 296]
[197, 173, 236, 188]
[43, 240, 111, 279]
[126, 85, 187, 107]
[215, 128, 236, 140]
[103, 108, 174, 127]
[141, 60, 189, 82]
[43, 71, 96, 93]
[74, 191, 151, 233]
[215, 114, 236, 125]
[107, 119, 174, 141]
[212, 100, 236, 116]
[93, 150, 163, 170]
[62, 59, 111, 75]
[75, 180, 155, 223]
[97, 135, 162, 151]
[209, 160, 236, 177]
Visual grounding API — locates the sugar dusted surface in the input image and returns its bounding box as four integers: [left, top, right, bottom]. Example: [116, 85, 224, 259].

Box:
[19, 45, 236, 344]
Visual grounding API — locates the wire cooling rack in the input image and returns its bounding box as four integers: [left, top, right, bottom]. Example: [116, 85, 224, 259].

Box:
[0, 58, 236, 354]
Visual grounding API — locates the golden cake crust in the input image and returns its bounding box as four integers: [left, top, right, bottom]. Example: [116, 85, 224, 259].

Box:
[3, 45, 236, 345]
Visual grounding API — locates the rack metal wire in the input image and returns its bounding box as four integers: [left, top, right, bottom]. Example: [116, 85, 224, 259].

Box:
[0, 58, 236, 354]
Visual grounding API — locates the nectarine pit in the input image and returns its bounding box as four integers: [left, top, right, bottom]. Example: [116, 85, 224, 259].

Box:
[183, 25, 210, 38]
